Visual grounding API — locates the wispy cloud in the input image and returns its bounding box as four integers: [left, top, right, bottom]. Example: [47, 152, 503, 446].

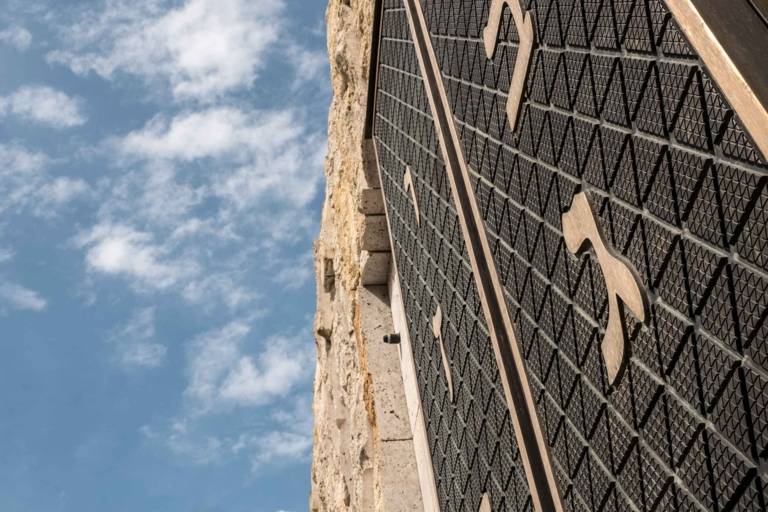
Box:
[141, 323, 314, 471]
[117, 107, 301, 163]
[234, 429, 312, 471]
[0, 0, 327, 502]
[273, 252, 314, 290]
[0, 248, 14, 264]
[182, 275, 257, 311]
[0, 282, 47, 311]
[239, 396, 313, 471]
[185, 322, 312, 413]
[0, 143, 88, 217]
[0, 25, 32, 50]
[0, 86, 86, 128]
[75, 105, 323, 308]
[287, 45, 328, 89]
[109, 308, 167, 369]
[48, 0, 285, 102]
[74, 223, 199, 290]
[108, 106, 324, 227]
[141, 419, 224, 465]
[141, 402, 313, 471]
[113, 106, 326, 216]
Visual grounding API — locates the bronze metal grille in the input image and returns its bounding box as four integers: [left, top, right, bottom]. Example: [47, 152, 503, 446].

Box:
[373, 0, 768, 510]
[375, 4, 535, 510]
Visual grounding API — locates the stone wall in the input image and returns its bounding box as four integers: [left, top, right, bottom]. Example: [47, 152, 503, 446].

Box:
[310, 1, 423, 510]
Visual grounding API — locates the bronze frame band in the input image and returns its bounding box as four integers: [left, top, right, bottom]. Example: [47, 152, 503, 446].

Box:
[400, 0, 564, 510]
[668, 0, 768, 159]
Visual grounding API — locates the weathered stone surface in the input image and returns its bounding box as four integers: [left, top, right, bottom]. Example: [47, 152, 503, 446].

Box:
[360, 252, 390, 286]
[311, 1, 421, 510]
[360, 216, 391, 252]
[358, 188, 385, 215]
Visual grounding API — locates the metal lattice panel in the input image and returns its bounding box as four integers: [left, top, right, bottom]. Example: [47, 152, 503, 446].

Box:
[375, 3, 534, 510]
[416, 0, 768, 510]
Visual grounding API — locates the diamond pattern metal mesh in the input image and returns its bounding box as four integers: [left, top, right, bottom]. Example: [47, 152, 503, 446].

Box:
[375, 4, 533, 510]
[374, 5, 544, 511]
[374, 0, 768, 510]
[417, 0, 768, 510]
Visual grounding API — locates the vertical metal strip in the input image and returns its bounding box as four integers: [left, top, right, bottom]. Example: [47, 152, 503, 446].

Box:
[665, 0, 768, 158]
[400, 0, 564, 510]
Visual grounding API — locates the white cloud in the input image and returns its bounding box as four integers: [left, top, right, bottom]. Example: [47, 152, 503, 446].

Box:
[117, 107, 282, 161]
[77, 105, 322, 308]
[48, 0, 284, 102]
[141, 415, 312, 471]
[103, 161, 205, 230]
[74, 223, 199, 289]
[0, 248, 14, 264]
[0, 25, 32, 50]
[0, 282, 47, 311]
[0, 86, 86, 128]
[37, 177, 89, 205]
[0, 143, 48, 173]
[185, 322, 312, 413]
[109, 308, 167, 369]
[141, 420, 223, 465]
[182, 275, 256, 311]
[107, 106, 323, 224]
[117, 107, 301, 165]
[287, 45, 327, 88]
[244, 396, 313, 470]
[0, 143, 88, 217]
[273, 253, 314, 290]
[121, 342, 167, 368]
[234, 429, 312, 471]
[141, 325, 313, 471]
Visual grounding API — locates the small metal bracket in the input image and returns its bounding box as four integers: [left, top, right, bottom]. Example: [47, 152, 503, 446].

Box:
[383, 333, 401, 345]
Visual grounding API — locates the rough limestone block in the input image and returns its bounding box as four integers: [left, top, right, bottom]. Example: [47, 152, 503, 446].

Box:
[362, 139, 381, 189]
[360, 215, 390, 251]
[357, 188, 385, 215]
[377, 440, 424, 511]
[360, 251, 390, 286]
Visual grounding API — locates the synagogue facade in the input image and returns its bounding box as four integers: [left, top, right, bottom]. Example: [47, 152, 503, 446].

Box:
[312, 1, 768, 510]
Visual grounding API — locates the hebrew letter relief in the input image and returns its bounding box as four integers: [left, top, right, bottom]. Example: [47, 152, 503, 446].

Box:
[482, 0, 536, 132]
[403, 166, 420, 226]
[479, 493, 492, 512]
[432, 305, 454, 401]
[562, 192, 649, 384]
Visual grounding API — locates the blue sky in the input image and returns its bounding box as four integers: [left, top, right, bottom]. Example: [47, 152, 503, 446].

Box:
[0, 1, 328, 510]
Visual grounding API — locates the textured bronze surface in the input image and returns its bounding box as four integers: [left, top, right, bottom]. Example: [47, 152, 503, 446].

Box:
[373, 0, 768, 510]
[402, 0, 563, 508]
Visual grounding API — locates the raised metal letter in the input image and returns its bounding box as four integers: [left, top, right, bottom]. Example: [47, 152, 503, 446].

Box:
[483, 0, 536, 132]
[432, 305, 454, 402]
[562, 192, 649, 384]
[404, 166, 420, 226]
[479, 493, 492, 512]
